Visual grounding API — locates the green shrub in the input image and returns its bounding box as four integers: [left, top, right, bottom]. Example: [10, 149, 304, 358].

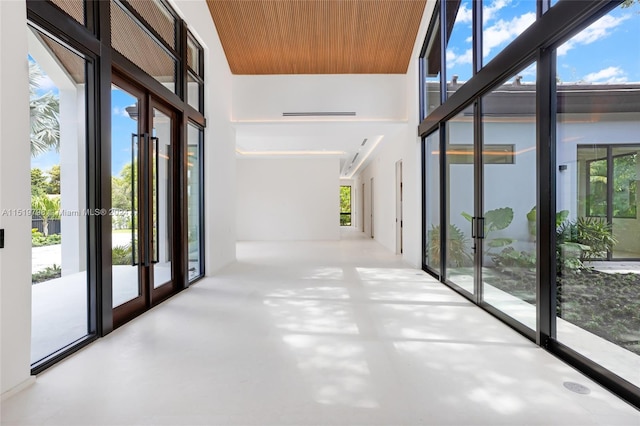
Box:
[112, 244, 133, 265]
[32, 264, 61, 284]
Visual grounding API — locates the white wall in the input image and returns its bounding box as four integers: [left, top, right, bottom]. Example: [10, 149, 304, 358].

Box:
[0, 0, 33, 396]
[237, 158, 340, 241]
[232, 74, 407, 121]
[172, 0, 237, 273]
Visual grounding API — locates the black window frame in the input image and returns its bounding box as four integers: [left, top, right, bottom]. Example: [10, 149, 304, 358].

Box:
[418, 0, 640, 408]
[26, 0, 206, 374]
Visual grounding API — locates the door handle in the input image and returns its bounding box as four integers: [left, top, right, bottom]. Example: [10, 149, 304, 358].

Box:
[142, 133, 151, 267]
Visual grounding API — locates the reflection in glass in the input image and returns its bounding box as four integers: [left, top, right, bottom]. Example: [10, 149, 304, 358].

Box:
[556, 2, 640, 389]
[445, 108, 474, 293]
[480, 65, 537, 330]
[187, 124, 203, 280]
[152, 108, 172, 289]
[424, 130, 441, 275]
[111, 85, 141, 308]
[422, 6, 441, 118]
[29, 29, 89, 363]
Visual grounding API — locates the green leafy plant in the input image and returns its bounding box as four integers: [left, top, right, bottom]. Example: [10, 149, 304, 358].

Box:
[462, 207, 514, 253]
[427, 223, 472, 267]
[112, 243, 133, 265]
[525, 206, 569, 237]
[32, 264, 62, 284]
[556, 215, 618, 273]
[492, 247, 536, 270]
[31, 228, 61, 247]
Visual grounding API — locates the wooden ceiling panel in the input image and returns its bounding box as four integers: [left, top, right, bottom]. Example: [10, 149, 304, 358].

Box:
[206, 0, 427, 75]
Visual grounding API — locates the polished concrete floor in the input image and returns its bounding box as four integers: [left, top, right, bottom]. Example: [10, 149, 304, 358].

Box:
[2, 230, 639, 425]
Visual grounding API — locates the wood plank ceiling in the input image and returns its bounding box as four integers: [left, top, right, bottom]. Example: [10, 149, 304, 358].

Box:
[206, 0, 427, 75]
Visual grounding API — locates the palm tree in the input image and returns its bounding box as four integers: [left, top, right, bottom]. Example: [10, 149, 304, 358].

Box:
[31, 194, 61, 237]
[29, 61, 60, 157]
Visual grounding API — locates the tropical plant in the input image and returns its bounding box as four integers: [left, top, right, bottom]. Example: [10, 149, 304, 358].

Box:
[29, 61, 60, 157]
[112, 243, 133, 265]
[32, 264, 62, 284]
[526, 206, 569, 237]
[31, 194, 61, 237]
[462, 207, 514, 253]
[427, 223, 473, 267]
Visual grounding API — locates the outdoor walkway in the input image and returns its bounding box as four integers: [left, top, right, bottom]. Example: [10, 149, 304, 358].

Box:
[4, 230, 639, 425]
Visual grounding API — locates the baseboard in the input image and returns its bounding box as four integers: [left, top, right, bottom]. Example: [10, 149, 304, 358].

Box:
[1, 376, 36, 401]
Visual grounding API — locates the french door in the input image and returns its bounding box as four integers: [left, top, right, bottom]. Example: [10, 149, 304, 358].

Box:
[111, 75, 177, 327]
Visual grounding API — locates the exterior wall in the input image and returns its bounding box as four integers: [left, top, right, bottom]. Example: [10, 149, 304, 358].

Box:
[0, 0, 33, 396]
[172, 0, 237, 273]
[236, 157, 340, 241]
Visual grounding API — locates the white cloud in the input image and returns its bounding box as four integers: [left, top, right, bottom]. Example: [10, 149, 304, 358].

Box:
[113, 106, 133, 118]
[455, 3, 473, 25]
[583, 66, 628, 83]
[557, 14, 630, 56]
[483, 12, 536, 58]
[483, 0, 510, 24]
[447, 48, 473, 67]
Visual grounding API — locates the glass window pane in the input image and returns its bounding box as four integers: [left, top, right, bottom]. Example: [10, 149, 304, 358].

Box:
[110, 84, 141, 308]
[28, 28, 89, 364]
[340, 186, 352, 226]
[445, 107, 474, 293]
[422, 7, 441, 118]
[556, 2, 640, 389]
[111, 0, 177, 93]
[187, 33, 202, 75]
[482, 0, 536, 66]
[188, 124, 203, 280]
[187, 72, 202, 112]
[424, 130, 441, 275]
[481, 63, 537, 331]
[446, 0, 473, 96]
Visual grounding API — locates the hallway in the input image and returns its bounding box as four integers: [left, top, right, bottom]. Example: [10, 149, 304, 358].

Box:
[2, 231, 639, 425]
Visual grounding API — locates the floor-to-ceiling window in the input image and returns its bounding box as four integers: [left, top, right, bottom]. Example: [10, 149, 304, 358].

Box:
[480, 63, 537, 330]
[28, 26, 92, 367]
[420, 0, 640, 407]
[555, 2, 640, 390]
[423, 129, 441, 276]
[26, 0, 207, 372]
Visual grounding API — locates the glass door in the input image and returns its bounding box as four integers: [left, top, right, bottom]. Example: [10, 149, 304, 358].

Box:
[111, 76, 176, 326]
[444, 108, 477, 296]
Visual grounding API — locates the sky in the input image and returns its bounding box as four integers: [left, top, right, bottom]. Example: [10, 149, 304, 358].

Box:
[30, 59, 137, 176]
[445, 0, 640, 84]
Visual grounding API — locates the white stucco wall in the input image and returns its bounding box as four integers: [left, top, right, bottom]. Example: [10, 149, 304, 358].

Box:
[172, 0, 237, 273]
[0, 0, 33, 396]
[236, 157, 340, 241]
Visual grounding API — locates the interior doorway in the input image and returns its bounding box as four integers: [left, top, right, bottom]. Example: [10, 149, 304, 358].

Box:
[370, 177, 374, 239]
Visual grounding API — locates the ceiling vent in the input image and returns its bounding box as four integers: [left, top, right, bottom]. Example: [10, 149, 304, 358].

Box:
[360, 138, 368, 146]
[351, 153, 359, 164]
[282, 111, 356, 117]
